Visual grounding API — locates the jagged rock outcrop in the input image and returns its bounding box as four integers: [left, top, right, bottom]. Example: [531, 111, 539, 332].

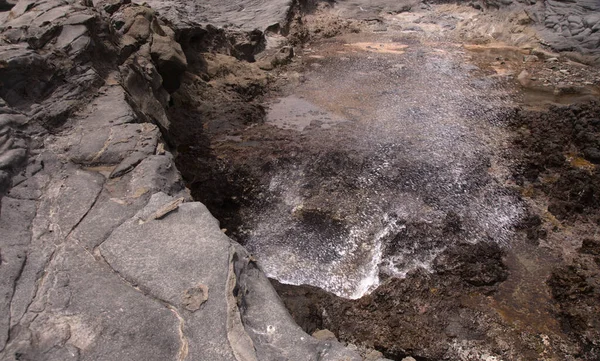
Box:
[328, 0, 600, 60]
[142, 0, 293, 32]
[0, 0, 364, 360]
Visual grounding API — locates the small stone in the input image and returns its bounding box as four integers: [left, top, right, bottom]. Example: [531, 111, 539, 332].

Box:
[182, 284, 209, 312]
[546, 57, 559, 63]
[523, 55, 539, 62]
[312, 329, 338, 342]
[364, 349, 384, 361]
[517, 70, 532, 87]
[148, 197, 184, 220]
[257, 59, 275, 71]
[346, 343, 358, 351]
[401, 357, 417, 361]
[515, 11, 532, 25]
[126, 15, 151, 41]
[156, 142, 166, 155]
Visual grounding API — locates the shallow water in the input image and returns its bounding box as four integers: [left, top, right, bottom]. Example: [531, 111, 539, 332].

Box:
[266, 96, 348, 131]
[241, 34, 525, 298]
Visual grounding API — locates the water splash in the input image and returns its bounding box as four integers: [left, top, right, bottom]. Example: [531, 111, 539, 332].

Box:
[240, 36, 525, 299]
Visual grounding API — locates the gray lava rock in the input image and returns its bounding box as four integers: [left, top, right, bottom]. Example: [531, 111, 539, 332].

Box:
[143, 0, 292, 32]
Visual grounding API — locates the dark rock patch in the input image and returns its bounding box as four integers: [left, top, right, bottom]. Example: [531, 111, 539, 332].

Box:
[272, 240, 510, 360]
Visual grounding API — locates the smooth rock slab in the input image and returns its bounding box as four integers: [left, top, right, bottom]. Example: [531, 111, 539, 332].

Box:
[1, 244, 182, 361]
[100, 192, 238, 361]
[99, 192, 363, 361]
[0, 197, 36, 351]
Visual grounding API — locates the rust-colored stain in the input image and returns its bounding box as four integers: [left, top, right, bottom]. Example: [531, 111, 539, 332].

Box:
[566, 153, 596, 173]
[345, 42, 408, 55]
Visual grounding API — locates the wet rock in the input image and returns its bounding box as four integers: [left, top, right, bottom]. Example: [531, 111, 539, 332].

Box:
[274, 269, 494, 360]
[580, 239, 600, 256]
[509, 103, 600, 222]
[233, 245, 362, 361]
[583, 146, 600, 163]
[548, 263, 600, 359]
[0, 169, 10, 195]
[434, 242, 509, 287]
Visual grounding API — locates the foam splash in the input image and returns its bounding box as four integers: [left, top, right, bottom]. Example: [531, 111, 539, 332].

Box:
[240, 35, 525, 299]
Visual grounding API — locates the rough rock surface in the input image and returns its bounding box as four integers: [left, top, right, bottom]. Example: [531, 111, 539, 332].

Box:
[326, 0, 600, 60]
[0, 0, 362, 360]
[143, 0, 293, 32]
[534, 0, 600, 57]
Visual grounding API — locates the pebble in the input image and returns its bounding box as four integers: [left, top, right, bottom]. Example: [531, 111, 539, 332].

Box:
[312, 329, 338, 342]
[523, 55, 539, 62]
